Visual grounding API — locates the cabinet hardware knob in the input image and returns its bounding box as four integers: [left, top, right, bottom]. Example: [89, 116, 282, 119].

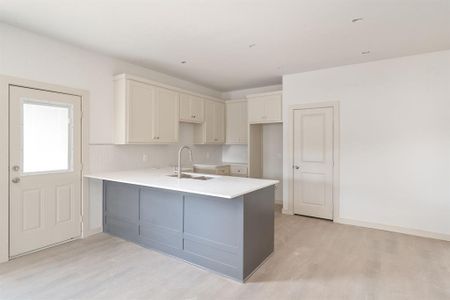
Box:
[293, 165, 300, 170]
[12, 177, 20, 184]
[12, 165, 20, 171]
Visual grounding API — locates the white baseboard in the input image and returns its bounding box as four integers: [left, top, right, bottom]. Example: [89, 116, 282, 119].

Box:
[281, 208, 293, 215]
[335, 217, 450, 242]
[84, 227, 102, 238]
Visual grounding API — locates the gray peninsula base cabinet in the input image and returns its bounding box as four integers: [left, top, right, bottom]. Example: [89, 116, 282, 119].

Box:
[103, 181, 275, 282]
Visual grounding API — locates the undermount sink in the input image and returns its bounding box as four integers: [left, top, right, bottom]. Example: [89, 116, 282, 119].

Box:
[167, 174, 213, 180]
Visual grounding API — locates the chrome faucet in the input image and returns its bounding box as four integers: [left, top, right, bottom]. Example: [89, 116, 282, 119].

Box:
[177, 145, 193, 179]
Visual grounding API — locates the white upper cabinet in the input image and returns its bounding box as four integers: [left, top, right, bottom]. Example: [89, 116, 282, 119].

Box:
[154, 87, 179, 143]
[114, 76, 179, 144]
[247, 91, 282, 123]
[194, 99, 225, 144]
[179, 93, 204, 123]
[226, 100, 248, 144]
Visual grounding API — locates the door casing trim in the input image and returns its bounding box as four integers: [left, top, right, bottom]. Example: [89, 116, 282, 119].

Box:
[285, 101, 340, 221]
[0, 75, 90, 263]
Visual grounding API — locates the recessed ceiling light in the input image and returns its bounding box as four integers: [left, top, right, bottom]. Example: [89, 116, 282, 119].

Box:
[361, 51, 371, 55]
[352, 17, 364, 23]
[180, 61, 187, 64]
[249, 43, 256, 48]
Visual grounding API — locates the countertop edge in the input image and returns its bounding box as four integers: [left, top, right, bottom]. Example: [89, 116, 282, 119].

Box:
[85, 174, 278, 199]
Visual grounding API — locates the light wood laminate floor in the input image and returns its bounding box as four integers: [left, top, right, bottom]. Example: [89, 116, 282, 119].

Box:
[1, 207, 449, 300]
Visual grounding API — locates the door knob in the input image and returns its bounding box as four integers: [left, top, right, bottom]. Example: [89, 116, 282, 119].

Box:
[11, 177, 20, 184]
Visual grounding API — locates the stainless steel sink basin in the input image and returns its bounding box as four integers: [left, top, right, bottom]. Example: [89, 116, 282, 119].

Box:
[192, 176, 213, 180]
[167, 174, 213, 180]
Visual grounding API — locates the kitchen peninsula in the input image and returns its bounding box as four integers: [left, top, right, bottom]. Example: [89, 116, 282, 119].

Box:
[85, 168, 278, 282]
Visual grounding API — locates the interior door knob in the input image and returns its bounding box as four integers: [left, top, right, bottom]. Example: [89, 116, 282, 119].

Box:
[11, 177, 20, 183]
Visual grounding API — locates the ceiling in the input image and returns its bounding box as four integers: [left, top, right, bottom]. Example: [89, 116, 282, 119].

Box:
[1, 0, 450, 91]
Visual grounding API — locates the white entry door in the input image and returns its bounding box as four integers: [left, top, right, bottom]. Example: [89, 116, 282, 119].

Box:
[9, 85, 82, 257]
[293, 107, 334, 219]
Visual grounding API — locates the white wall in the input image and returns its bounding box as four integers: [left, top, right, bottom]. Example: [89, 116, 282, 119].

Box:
[0, 23, 224, 173]
[222, 145, 248, 164]
[283, 50, 450, 237]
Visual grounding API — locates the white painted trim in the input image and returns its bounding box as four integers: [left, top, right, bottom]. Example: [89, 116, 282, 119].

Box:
[335, 217, 450, 242]
[225, 98, 246, 103]
[285, 101, 340, 220]
[246, 90, 282, 98]
[0, 75, 89, 263]
[114, 73, 224, 103]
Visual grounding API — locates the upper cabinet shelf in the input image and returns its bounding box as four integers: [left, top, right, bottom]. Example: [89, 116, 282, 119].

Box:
[247, 91, 282, 124]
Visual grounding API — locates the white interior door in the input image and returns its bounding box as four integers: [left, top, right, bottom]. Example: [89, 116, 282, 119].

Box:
[293, 107, 334, 219]
[9, 85, 82, 257]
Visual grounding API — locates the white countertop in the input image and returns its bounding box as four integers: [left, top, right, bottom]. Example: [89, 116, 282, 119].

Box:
[85, 168, 278, 199]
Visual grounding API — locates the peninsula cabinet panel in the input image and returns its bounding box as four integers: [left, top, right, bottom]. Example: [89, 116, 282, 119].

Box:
[103, 181, 139, 242]
[226, 100, 248, 144]
[194, 99, 225, 144]
[114, 77, 179, 144]
[179, 93, 204, 123]
[102, 180, 275, 282]
[247, 91, 282, 124]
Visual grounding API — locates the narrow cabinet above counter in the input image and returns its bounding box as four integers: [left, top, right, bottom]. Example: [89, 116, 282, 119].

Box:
[194, 99, 225, 144]
[226, 99, 247, 144]
[179, 93, 204, 123]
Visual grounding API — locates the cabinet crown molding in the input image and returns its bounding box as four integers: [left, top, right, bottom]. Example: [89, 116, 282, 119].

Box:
[114, 73, 224, 103]
[246, 90, 282, 98]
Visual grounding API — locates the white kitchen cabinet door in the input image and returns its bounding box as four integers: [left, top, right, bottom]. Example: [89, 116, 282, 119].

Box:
[115, 77, 179, 144]
[214, 101, 225, 143]
[179, 93, 191, 121]
[203, 100, 215, 143]
[155, 87, 179, 143]
[194, 99, 225, 144]
[190, 95, 204, 122]
[247, 92, 282, 123]
[264, 95, 282, 122]
[226, 100, 247, 144]
[126, 80, 156, 143]
[239, 101, 248, 143]
[179, 93, 203, 123]
[248, 98, 265, 123]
